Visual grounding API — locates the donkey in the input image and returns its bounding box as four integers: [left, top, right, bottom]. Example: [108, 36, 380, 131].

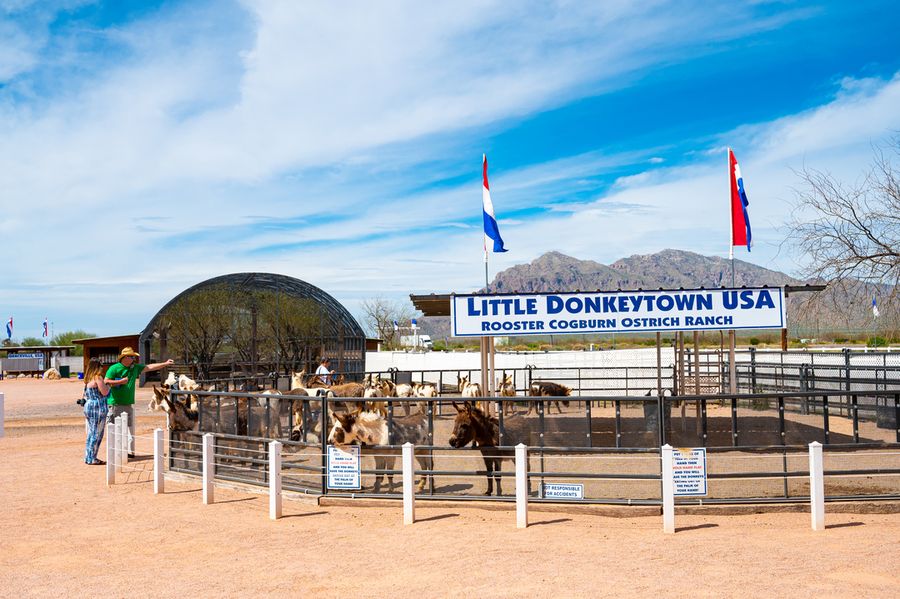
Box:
[498, 374, 517, 416]
[526, 381, 571, 415]
[155, 389, 199, 432]
[448, 401, 532, 496]
[327, 410, 432, 493]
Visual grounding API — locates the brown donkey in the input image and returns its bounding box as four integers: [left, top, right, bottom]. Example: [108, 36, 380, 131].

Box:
[448, 401, 532, 496]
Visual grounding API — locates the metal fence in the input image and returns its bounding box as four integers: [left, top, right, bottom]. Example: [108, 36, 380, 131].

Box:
[167, 388, 900, 505]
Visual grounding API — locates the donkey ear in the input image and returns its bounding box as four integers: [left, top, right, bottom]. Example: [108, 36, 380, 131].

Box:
[463, 401, 474, 412]
[451, 401, 461, 412]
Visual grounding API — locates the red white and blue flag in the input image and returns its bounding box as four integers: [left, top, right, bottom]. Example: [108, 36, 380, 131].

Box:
[6, 317, 12, 340]
[729, 148, 752, 257]
[42, 318, 49, 337]
[482, 154, 507, 254]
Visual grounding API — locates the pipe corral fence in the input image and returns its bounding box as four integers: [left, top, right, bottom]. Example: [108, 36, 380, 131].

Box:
[161, 357, 900, 507]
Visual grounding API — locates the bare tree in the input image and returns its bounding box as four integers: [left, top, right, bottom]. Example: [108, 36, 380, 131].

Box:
[786, 140, 900, 340]
[789, 140, 900, 316]
[360, 297, 414, 348]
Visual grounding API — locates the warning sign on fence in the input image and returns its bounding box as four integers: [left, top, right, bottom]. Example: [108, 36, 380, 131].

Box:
[543, 483, 584, 500]
[327, 445, 361, 490]
[672, 448, 707, 496]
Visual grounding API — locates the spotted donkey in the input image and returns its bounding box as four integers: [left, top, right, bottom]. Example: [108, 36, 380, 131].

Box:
[327, 410, 432, 493]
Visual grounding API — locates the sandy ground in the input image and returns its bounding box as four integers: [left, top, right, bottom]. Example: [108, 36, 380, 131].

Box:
[2, 379, 900, 598]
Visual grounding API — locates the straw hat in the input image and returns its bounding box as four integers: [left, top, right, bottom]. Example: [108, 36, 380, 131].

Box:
[118, 347, 140, 361]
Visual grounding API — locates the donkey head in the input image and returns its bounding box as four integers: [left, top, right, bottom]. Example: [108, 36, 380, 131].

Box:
[327, 411, 358, 446]
[449, 401, 487, 449]
[159, 395, 199, 432]
[290, 370, 306, 391]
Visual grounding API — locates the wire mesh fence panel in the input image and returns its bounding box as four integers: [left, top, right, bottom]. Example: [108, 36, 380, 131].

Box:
[700, 451, 809, 501]
[822, 450, 900, 499]
[528, 452, 661, 503]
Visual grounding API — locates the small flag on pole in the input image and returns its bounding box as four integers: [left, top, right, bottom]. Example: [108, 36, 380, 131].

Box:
[6, 317, 12, 340]
[729, 148, 752, 256]
[482, 154, 507, 253]
[872, 297, 879, 319]
[392, 320, 399, 332]
[42, 318, 49, 338]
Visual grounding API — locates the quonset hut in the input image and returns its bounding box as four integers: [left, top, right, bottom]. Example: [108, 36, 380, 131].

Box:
[138, 273, 365, 385]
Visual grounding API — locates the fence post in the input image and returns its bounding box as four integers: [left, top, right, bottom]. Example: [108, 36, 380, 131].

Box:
[749, 347, 757, 392]
[0, 391, 4, 438]
[202, 433, 215, 505]
[402, 442, 415, 525]
[809, 441, 825, 531]
[115, 415, 124, 471]
[153, 428, 164, 494]
[122, 411, 130, 463]
[106, 421, 116, 486]
[269, 440, 282, 520]
[661, 444, 675, 534]
[516, 443, 528, 529]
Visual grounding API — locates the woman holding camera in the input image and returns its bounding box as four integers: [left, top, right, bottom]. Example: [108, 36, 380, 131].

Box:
[82, 358, 110, 465]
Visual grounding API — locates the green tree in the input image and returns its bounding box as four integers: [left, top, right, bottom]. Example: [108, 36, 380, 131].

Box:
[20, 336, 46, 346]
[51, 330, 95, 357]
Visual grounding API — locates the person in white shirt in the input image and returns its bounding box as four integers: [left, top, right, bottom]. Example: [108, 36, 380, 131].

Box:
[315, 357, 334, 386]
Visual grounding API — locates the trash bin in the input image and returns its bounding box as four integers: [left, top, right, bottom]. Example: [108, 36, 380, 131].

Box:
[58, 365, 71, 378]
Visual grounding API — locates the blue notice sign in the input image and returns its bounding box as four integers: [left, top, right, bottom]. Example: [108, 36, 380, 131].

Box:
[672, 448, 708, 496]
[327, 445, 361, 490]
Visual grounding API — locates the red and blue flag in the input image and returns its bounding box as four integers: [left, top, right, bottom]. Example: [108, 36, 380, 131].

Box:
[729, 148, 752, 255]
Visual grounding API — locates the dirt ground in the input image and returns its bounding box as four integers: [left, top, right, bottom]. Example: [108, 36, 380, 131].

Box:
[2, 379, 899, 598]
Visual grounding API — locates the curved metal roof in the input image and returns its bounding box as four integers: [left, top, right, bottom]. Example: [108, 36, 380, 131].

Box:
[139, 272, 365, 344]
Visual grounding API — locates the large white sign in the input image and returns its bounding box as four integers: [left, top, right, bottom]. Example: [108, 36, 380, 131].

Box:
[327, 445, 361, 490]
[672, 448, 708, 496]
[451, 287, 785, 337]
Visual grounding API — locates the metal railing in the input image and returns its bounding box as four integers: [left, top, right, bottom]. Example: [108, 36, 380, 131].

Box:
[165, 388, 900, 505]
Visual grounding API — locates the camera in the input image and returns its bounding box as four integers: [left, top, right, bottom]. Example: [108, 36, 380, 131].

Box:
[76, 398, 86, 406]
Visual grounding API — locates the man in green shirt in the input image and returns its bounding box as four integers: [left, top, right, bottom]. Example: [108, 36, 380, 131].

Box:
[105, 347, 174, 456]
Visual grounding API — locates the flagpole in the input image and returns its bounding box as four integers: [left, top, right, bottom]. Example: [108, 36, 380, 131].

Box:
[728, 147, 735, 287]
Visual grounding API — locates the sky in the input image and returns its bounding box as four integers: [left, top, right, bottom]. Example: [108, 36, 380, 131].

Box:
[1, 0, 899, 339]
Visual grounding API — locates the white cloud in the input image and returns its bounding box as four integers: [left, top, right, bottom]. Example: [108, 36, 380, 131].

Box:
[0, 1, 894, 336]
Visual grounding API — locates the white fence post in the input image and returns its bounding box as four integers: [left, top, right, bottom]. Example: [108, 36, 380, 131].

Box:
[121, 411, 129, 465]
[115, 416, 124, 472]
[809, 441, 825, 531]
[661, 444, 675, 534]
[402, 442, 415, 525]
[516, 443, 528, 529]
[153, 428, 164, 494]
[0, 391, 5, 438]
[106, 421, 116, 486]
[202, 433, 215, 505]
[269, 440, 282, 520]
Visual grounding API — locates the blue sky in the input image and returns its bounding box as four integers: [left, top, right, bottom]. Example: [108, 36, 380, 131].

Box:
[1, 0, 899, 339]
